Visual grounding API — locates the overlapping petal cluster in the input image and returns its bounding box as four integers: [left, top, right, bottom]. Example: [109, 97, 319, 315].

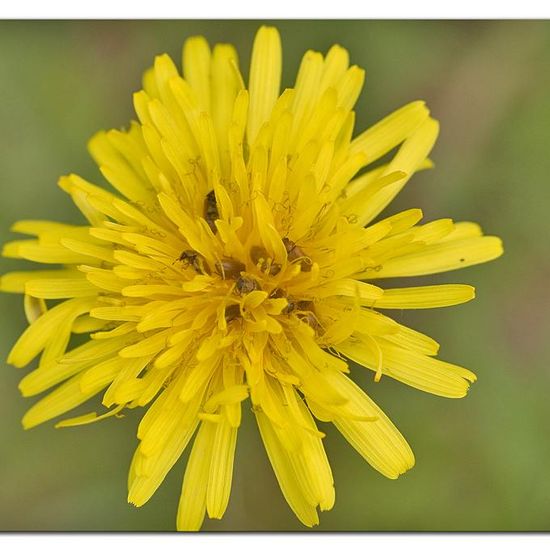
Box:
[1, 27, 502, 530]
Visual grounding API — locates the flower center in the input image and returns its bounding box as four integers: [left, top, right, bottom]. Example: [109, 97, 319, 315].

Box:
[175, 236, 320, 342]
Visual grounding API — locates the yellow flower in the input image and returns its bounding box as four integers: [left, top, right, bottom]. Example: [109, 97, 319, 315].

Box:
[1, 26, 503, 530]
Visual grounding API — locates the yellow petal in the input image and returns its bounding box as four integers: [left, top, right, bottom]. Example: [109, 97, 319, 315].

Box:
[315, 279, 383, 300]
[206, 420, 238, 519]
[358, 117, 439, 225]
[25, 278, 98, 299]
[255, 410, 319, 527]
[325, 370, 415, 479]
[439, 221, 482, 242]
[18, 337, 132, 397]
[88, 131, 154, 205]
[290, 50, 324, 148]
[211, 44, 242, 174]
[85, 270, 127, 293]
[382, 323, 440, 356]
[23, 294, 47, 323]
[3, 240, 94, 265]
[350, 100, 430, 163]
[8, 297, 96, 368]
[343, 158, 433, 201]
[55, 404, 125, 428]
[289, 391, 335, 511]
[60, 238, 115, 264]
[119, 330, 172, 358]
[177, 421, 216, 531]
[137, 375, 197, 453]
[399, 218, 454, 244]
[0, 269, 80, 294]
[179, 356, 219, 403]
[130, 411, 200, 507]
[182, 36, 211, 112]
[71, 315, 108, 334]
[11, 219, 82, 236]
[37, 311, 74, 368]
[320, 45, 349, 92]
[339, 171, 407, 222]
[338, 338, 475, 398]
[102, 355, 152, 408]
[371, 284, 475, 309]
[335, 65, 365, 112]
[367, 235, 504, 278]
[78, 356, 124, 394]
[247, 26, 282, 144]
[203, 385, 249, 413]
[22, 370, 108, 429]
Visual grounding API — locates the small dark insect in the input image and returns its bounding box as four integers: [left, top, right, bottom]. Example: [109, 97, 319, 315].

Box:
[296, 300, 314, 311]
[224, 304, 241, 323]
[287, 299, 313, 317]
[282, 301, 296, 315]
[235, 276, 261, 295]
[282, 237, 312, 272]
[299, 311, 321, 332]
[178, 250, 211, 275]
[204, 190, 219, 234]
[249, 245, 282, 276]
[268, 288, 295, 315]
[268, 287, 285, 299]
[215, 257, 246, 280]
[178, 250, 196, 264]
[250, 245, 266, 265]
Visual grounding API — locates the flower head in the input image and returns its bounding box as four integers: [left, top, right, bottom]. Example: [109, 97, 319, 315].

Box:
[1, 26, 503, 530]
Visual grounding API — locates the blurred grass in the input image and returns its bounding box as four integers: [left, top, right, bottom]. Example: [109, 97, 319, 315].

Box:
[1, 20, 549, 531]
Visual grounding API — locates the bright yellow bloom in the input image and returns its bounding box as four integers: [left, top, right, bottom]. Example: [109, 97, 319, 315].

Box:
[1, 26, 502, 530]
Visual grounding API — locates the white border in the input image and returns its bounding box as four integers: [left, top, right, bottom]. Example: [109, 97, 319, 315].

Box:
[1, 0, 550, 19]
[2, 534, 550, 549]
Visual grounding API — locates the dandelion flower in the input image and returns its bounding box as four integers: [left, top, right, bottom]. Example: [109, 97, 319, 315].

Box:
[1, 26, 503, 530]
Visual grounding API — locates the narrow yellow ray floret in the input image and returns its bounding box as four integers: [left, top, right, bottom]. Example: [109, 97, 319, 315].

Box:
[0, 26, 502, 531]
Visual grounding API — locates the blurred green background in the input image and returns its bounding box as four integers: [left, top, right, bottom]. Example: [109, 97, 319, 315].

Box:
[0, 20, 549, 532]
